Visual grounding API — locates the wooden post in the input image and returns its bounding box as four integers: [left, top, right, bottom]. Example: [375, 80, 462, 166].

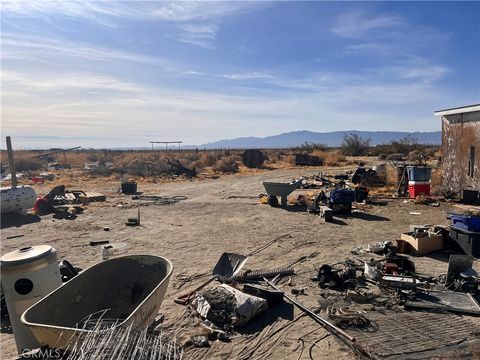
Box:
[6, 136, 17, 188]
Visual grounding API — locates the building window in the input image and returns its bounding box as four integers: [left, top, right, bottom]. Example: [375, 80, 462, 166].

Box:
[468, 145, 475, 177]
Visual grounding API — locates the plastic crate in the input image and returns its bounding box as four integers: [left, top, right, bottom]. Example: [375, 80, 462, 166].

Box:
[449, 227, 480, 258]
[450, 214, 480, 232]
[329, 189, 355, 204]
[406, 166, 432, 181]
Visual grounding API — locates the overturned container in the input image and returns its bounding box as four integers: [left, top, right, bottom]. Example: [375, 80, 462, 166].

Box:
[0, 186, 37, 214]
[0, 245, 62, 353]
[21, 255, 173, 350]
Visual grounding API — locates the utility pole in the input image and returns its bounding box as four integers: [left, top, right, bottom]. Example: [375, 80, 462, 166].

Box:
[6, 136, 17, 188]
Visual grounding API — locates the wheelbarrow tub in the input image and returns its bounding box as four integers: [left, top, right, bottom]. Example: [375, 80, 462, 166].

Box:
[262, 179, 303, 197]
[21, 255, 173, 349]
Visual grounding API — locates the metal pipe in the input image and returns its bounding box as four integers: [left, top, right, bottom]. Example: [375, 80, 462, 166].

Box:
[263, 277, 356, 342]
[30, 146, 81, 159]
[6, 136, 17, 188]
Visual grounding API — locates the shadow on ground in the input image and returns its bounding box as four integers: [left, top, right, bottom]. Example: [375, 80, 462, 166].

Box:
[1, 214, 40, 230]
[241, 301, 294, 335]
[346, 212, 390, 222]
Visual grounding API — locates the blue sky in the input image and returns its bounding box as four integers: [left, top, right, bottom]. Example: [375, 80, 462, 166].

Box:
[1, 1, 479, 148]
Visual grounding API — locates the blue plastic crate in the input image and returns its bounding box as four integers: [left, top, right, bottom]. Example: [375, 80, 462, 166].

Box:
[406, 166, 432, 181]
[450, 214, 480, 232]
[329, 189, 355, 204]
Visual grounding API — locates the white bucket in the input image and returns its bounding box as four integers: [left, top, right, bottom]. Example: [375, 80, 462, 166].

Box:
[102, 243, 128, 260]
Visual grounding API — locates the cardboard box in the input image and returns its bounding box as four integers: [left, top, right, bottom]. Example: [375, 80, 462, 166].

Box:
[399, 232, 443, 256]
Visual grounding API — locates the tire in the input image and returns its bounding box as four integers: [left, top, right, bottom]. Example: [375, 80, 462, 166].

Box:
[267, 195, 279, 207]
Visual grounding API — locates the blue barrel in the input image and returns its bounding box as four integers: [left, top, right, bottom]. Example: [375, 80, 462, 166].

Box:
[406, 166, 432, 181]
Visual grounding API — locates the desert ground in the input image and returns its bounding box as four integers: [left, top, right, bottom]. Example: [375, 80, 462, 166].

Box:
[1, 163, 479, 359]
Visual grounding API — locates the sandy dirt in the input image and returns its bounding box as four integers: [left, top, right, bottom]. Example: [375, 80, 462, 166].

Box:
[1, 166, 479, 359]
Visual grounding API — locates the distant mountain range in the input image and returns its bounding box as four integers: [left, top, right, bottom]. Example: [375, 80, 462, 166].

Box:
[196, 130, 441, 149]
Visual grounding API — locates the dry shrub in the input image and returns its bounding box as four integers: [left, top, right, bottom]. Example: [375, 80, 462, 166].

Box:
[430, 167, 442, 196]
[200, 152, 220, 167]
[284, 154, 295, 165]
[86, 152, 99, 162]
[213, 156, 239, 173]
[14, 157, 44, 172]
[61, 151, 90, 166]
[311, 150, 345, 166]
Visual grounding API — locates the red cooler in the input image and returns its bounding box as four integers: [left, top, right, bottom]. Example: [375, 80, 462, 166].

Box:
[408, 181, 431, 198]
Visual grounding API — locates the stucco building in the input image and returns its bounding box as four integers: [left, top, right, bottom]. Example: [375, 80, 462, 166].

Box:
[434, 104, 480, 197]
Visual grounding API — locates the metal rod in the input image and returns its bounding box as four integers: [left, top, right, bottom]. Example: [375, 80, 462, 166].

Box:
[6, 136, 17, 188]
[30, 146, 81, 159]
[263, 277, 356, 342]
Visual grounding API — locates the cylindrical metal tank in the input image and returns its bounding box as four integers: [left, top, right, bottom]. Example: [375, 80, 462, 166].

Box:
[0, 245, 62, 353]
[1, 186, 37, 214]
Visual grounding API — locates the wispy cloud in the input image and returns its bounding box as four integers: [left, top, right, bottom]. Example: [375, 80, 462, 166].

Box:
[1, 1, 269, 48]
[174, 22, 219, 48]
[223, 72, 275, 80]
[1, 33, 170, 68]
[332, 10, 404, 38]
[2, 70, 141, 94]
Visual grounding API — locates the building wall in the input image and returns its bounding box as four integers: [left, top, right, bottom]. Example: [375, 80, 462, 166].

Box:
[441, 111, 480, 196]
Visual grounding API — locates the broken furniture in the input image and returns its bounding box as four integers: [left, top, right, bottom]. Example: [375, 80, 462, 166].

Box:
[21, 255, 173, 350]
[175, 252, 248, 305]
[262, 178, 303, 207]
[1, 245, 62, 353]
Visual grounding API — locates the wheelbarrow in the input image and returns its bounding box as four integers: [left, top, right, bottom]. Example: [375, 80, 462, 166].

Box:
[262, 178, 303, 206]
[174, 252, 248, 305]
[21, 255, 173, 350]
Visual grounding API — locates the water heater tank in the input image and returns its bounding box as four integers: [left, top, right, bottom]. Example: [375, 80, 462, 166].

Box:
[1, 186, 37, 214]
[0, 245, 62, 353]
